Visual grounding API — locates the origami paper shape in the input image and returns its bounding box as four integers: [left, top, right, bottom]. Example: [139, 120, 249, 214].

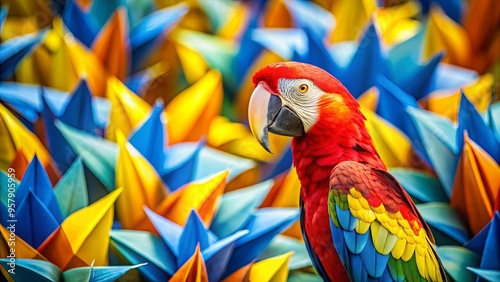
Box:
[0, 6, 6, 32]
[223, 208, 299, 276]
[174, 30, 238, 92]
[250, 28, 307, 61]
[13, 156, 63, 248]
[328, 0, 376, 42]
[406, 106, 457, 197]
[63, 262, 147, 282]
[115, 131, 167, 230]
[452, 134, 500, 234]
[361, 107, 412, 168]
[0, 29, 48, 79]
[38, 188, 122, 270]
[110, 230, 174, 281]
[285, 0, 335, 39]
[129, 3, 188, 71]
[161, 139, 204, 191]
[197, 0, 237, 33]
[61, 80, 98, 134]
[56, 121, 117, 191]
[388, 168, 447, 203]
[92, 7, 130, 80]
[249, 251, 293, 282]
[54, 158, 88, 218]
[169, 245, 208, 282]
[456, 93, 500, 164]
[129, 101, 166, 171]
[258, 235, 312, 270]
[436, 246, 480, 282]
[0, 224, 46, 261]
[62, 0, 99, 48]
[373, 1, 421, 44]
[156, 170, 228, 226]
[0, 258, 61, 282]
[465, 212, 500, 276]
[211, 179, 274, 238]
[466, 268, 500, 282]
[106, 76, 151, 141]
[418, 0, 463, 23]
[416, 202, 470, 245]
[165, 69, 223, 144]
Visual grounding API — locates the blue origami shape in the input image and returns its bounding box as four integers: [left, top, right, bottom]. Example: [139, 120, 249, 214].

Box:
[129, 101, 166, 172]
[0, 29, 48, 79]
[232, 11, 263, 84]
[130, 3, 188, 72]
[465, 212, 500, 275]
[418, 0, 463, 23]
[62, 0, 99, 47]
[284, 0, 334, 39]
[161, 138, 205, 191]
[339, 22, 390, 98]
[12, 156, 63, 248]
[429, 63, 478, 93]
[0, 259, 61, 282]
[406, 107, 458, 197]
[125, 69, 153, 96]
[143, 207, 248, 281]
[0, 83, 110, 129]
[60, 80, 98, 134]
[223, 208, 300, 277]
[210, 179, 274, 238]
[41, 93, 77, 173]
[456, 92, 500, 164]
[88, 0, 126, 28]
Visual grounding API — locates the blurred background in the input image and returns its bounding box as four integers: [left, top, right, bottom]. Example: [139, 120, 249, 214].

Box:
[0, 0, 499, 281]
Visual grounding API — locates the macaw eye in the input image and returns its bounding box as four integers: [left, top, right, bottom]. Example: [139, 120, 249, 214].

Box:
[298, 84, 308, 93]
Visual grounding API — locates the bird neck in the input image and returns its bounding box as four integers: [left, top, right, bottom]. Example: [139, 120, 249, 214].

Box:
[291, 110, 385, 199]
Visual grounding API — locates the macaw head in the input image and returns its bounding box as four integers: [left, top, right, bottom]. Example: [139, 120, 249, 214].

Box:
[248, 61, 361, 153]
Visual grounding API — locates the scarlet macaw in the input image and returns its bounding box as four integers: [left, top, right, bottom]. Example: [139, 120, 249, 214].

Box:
[248, 62, 446, 281]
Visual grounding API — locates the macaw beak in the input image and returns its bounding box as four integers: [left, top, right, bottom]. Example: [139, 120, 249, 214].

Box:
[248, 83, 305, 153]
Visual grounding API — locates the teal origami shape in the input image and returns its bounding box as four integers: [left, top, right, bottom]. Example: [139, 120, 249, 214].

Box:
[12, 156, 63, 248]
[389, 168, 448, 203]
[258, 235, 312, 270]
[437, 246, 480, 282]
[110, 230, 174, 281]
[406, 107, 457, 197]
[211, 179, 274, 238]
[416, 202, 470, 245]
[162, 139, 205, 191]
[54, 158, 88, 218]
[56, 121, 117, 191]
[63, 262, 147, 282]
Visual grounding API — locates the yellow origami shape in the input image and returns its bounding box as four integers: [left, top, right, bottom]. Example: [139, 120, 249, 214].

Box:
[423, 74, 493, 121]
[106, 76, 152, 141]
[38, 188, 122, 270]
[360, 107, 412, 168]
[357, 87, 379, 112]
[207, 116, 290, 163]
[0, 104, 57, 177]
[176, 42, 209, 84]
[373, 1, 420, 44]
[92, 7, 129, 80]
[115, 132, 167, 230]
[423, 7, 469, 66]
[165, 69, 223, 145]
[261, 167, 302, 239]
[169, 245, 208, 282]
[248, 251, 293, 282]
[328, 0, 377, 42]
[451, 134, 500, 235]
[157, 170, 229, 226]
